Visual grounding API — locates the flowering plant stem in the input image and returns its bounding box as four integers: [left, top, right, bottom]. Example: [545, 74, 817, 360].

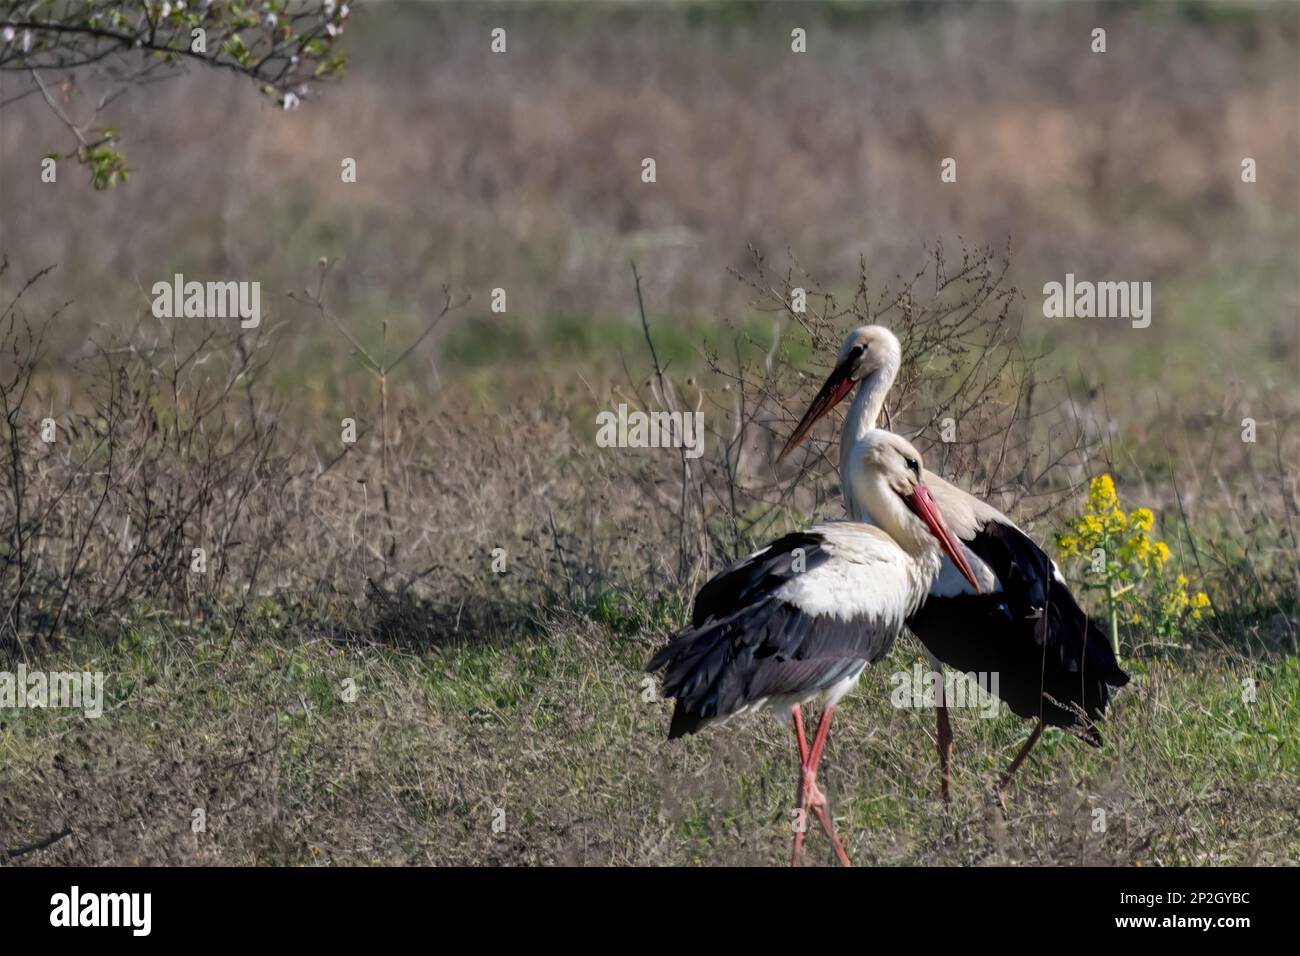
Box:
[1106, 575, 1121, 657]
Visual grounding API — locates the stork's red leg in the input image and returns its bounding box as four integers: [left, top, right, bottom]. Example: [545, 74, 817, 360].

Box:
[805, 787, 851, 867]
[790, 705, 811, 866]
[993, 720, 1043, 813]
[936, 701, 954, 811]
[806, 703, 834, 770]
[791, 704, 852, 867]
[792, 703, 810, 766]
[801, 705, 852, 867]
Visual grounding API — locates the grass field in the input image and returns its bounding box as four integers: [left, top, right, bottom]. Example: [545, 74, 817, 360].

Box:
[4, 594, 1296, 866]
[1, 2, 1297, 867]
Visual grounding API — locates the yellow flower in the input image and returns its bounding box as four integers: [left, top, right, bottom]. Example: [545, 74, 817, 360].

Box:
[1190, 592, 1211, 619]
[1162, 589, 1189, 616]
[1104, 507, 1128, 534]
[1090, 474, 1118, 511]
[1130, 508, 1154, 532]
[1152, 541, 1170, 566]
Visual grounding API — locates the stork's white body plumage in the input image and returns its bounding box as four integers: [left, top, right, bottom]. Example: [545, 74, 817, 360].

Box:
[779, 325, 1130, 808]
[771, 522, 938, 626]
[716, 519, 941, 723]
[648, 430, 980, 865]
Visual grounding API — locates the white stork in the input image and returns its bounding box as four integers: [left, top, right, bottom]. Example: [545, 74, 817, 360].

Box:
[647, 430, 980, 866]
[778, 326, 1130, 809]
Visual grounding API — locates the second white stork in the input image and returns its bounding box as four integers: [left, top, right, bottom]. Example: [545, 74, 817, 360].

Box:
[779, 325, 1130, 809]
[647, 430, 979, 866]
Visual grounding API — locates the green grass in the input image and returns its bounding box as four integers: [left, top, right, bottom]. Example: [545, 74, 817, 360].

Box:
[1026, 262, 1295, 402]
[441, 310, 783, 379]
[3, 597, 1295, 866]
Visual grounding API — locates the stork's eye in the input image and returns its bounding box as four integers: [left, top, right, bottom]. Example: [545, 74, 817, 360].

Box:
[905, 456, 920, 477]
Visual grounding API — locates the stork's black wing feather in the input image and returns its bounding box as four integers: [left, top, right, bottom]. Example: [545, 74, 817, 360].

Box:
[688, 532, 830, 627]
[647, 531, 897, 738]
[909, 521, 1129, 745]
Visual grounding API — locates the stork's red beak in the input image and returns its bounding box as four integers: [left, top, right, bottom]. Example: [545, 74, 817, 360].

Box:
[904, 483, 981, 594]
[778, 357, 857, 460]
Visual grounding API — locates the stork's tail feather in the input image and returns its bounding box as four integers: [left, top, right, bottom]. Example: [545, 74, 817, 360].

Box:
[647, 595, 877, 738]
[645, 613, 745, 738]
[909, 526, 1132, 744]
[667, 702, 705, 739]
[1043, 579, 1130, 734]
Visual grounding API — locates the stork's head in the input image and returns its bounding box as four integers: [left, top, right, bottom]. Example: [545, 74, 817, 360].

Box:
[778, 325, 902, 459]
[854, 431, 980, 591]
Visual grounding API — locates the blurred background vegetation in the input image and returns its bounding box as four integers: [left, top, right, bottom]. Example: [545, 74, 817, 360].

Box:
[3, 1, 1295, 411]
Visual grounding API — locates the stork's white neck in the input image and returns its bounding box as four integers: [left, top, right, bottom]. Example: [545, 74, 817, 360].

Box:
[839, 362, 898, 520]
[848, 460, 946, 591]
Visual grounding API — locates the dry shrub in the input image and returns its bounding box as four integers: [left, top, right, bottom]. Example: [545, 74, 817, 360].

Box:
[3, 243, 1290, 667]
[0, 259, 294, 655]
[594, 243, 1096, 605]
[0, 257, 696, 653]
